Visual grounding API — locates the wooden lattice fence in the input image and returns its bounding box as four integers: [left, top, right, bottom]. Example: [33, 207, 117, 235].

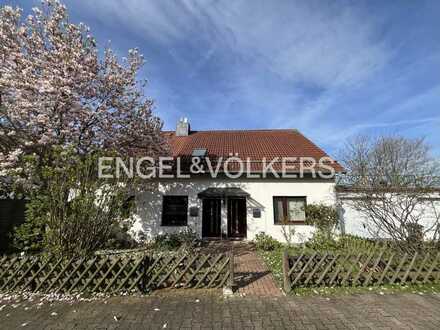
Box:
[283, 249, 440, 291]
[0, 251, 233, 294]
[146, 252, 233, 290]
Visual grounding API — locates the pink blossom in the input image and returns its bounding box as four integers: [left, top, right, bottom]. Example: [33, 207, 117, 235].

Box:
[0, 0, 168, 176]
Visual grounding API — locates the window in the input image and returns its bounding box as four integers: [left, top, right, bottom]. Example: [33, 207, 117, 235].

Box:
[273, 196, 306, 224]
[162, 196, 188, 226]
[191, 148, 207, 157]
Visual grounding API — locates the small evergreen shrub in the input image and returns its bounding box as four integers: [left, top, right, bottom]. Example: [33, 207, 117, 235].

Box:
[306, 230, 338, 251]
[305, 203, 339, 237]
[254, 232, 283, 251]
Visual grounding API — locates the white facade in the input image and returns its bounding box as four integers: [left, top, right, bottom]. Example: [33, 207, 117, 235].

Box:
[131, 177, 336, 243]
[337, 192, 440, 239]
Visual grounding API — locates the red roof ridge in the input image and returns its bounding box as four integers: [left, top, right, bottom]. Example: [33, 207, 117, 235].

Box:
[163, 128, 298, 134]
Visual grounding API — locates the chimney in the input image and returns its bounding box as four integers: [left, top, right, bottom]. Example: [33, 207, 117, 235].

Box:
[176, 117, 190, 136]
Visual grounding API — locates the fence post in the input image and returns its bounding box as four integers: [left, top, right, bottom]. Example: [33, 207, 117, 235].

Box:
[283, 249, 292, 293]
[141, 253, 150, 293]
[228, 251, 235, 292]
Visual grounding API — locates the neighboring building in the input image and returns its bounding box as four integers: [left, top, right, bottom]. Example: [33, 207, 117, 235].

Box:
[130, 119, 344, 242]
[336, 186, 440, 239]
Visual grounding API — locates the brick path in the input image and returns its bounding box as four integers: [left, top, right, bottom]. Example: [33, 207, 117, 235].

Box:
[233, 243, 283, 297]
[2, 291, 440, 329]
[202, 240, 282, 297]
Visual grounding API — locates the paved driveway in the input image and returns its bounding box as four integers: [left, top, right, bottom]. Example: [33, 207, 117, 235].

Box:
[1, 290, 440, 329]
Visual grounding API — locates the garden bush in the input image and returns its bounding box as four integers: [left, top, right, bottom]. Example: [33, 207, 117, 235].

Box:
[305, 203, 339, 238]
[104, 222, 138, 250]
[254, 232, 283, 251]
[305, 232, 386, 254]
[338, 234, 380, 253]
[305, 230, 338, 251]
[152, 229, 199, 251]
[12, 148, 134, 257]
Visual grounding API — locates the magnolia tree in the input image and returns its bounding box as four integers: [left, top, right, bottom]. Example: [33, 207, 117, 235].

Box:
[0, 1, 167, 255]
[0, 0, 166, 188]
[339, 135, 440, 252]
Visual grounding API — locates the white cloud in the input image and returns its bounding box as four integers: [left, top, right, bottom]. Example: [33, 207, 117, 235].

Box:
[72, 0, 395, 136]
[70, 0, 440, 155]
[74, 0, 389, 90]
[326, 116, 440, 143]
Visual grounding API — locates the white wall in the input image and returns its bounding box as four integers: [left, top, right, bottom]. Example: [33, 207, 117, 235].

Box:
[338, 199, 372, 238]
[338, 193, 440, 240]
[131, 177, 336, 243]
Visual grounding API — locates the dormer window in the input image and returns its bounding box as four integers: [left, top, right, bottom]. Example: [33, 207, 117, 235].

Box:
[191, 148, 207, 158]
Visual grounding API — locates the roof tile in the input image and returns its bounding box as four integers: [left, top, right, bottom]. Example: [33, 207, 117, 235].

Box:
[164, 129, 344, 172]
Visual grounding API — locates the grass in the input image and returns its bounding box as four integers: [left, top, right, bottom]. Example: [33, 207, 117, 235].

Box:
[257, 247, 440, 297]
[257, 248, 285, 286]
[291, 283, 440, 297]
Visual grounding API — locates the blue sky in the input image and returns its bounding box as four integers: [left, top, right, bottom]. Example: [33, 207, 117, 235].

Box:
[6, 0, 440, 157]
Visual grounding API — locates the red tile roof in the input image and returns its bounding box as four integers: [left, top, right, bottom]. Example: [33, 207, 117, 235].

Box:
[164, 129, 344, 173]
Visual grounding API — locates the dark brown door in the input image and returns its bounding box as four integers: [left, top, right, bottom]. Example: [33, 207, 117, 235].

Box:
[202, 198, 222, 237]
[227, 198, 247, 238]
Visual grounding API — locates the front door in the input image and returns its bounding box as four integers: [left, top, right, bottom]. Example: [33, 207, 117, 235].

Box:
[202, 198, 222, 237]
[227, 198, 247, 238]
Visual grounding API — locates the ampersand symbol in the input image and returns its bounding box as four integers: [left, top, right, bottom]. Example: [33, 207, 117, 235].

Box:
[190, 157, 204, 174]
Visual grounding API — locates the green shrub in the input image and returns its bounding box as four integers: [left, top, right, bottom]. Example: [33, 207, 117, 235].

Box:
[306, 230, 338, 251]
[12, 148, 134, 257]
[305, 203, 338, 239]
[152, 229, 198, 251]
[254, 232, 283, 251]
[152, 234, 177, 250]
[12, 199, 45, 254]
[306, 232, 384, 254]
[104, 223, 138, 250]
[338, 234, 381, 253]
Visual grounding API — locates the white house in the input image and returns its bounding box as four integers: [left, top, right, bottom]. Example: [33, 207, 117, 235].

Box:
[130, 119, 344, 242]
